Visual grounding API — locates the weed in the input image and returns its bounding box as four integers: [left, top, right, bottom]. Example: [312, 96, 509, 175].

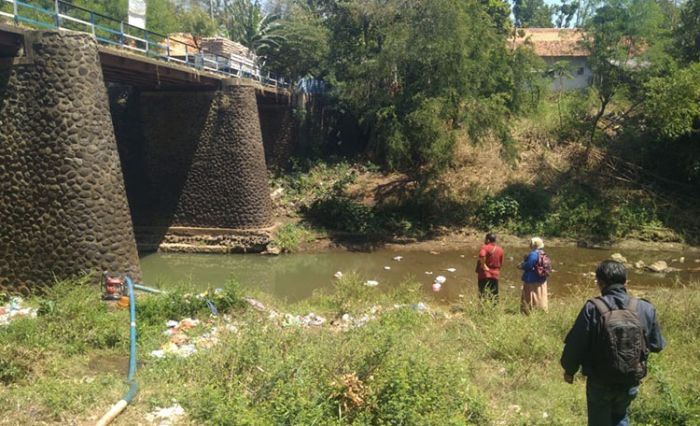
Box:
[1, 279, 699, 424]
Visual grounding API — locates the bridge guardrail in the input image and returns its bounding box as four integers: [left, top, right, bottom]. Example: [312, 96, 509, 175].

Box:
[0, 0, 287, 88]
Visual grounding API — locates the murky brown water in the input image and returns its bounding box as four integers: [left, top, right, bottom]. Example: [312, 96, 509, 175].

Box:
[140, 246, 700, 303]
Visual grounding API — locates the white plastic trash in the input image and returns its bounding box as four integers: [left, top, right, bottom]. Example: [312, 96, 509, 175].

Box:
[435, 275, 446, 284]
[365, 280, 379, 287]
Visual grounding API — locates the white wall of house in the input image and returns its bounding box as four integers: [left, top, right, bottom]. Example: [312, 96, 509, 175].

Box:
[545, 56, 592, 91]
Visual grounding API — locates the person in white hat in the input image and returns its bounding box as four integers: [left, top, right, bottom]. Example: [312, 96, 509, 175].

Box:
[519, 237, 550, 313]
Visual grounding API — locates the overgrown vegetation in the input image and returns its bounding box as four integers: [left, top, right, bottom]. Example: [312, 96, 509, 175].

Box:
[2, 278, 699, 424]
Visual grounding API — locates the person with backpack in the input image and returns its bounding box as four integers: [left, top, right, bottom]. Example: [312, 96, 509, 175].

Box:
[518, 237, 551, 313]
[475, 233, 505, 299]
[561, 260, 666, 426]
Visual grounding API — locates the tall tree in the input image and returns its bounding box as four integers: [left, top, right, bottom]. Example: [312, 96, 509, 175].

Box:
[322, 0, 516, 176]
[225, 0, 285, 55]
[676, 0, 700, 64]
[513, 0, 554, 28]
[263, 2, 329, 82]
[584, 0, 667, 143]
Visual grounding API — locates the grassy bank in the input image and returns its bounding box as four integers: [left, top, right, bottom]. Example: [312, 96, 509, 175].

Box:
[1, 278, 699, 425]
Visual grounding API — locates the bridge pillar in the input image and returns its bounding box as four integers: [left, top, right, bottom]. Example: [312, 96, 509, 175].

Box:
[0, 31, 141, 293]
[171, 82, 273, 229]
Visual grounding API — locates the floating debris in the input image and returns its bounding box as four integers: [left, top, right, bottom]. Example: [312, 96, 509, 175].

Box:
[334, 271, 344, 278]
[446, 268, 457, 272]
[424, 271, 433, 275]
[364, 280, 379, 287]
[393, 256, 403, 261]
[435, 275, 446, 284]
[432, 282, 442, 292]
[384, 266, 391, 270]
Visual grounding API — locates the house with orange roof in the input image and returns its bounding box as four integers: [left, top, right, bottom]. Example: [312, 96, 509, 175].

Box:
[512, 28, 592, 91]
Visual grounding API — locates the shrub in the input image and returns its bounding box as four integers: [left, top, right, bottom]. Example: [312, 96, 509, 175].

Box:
[271, 223, 313, 253]
[136, 279, 245, 326]
[477, 195, 520, 229]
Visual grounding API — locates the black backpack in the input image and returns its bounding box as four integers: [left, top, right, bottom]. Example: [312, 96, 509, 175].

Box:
[590, 297, 649, 386]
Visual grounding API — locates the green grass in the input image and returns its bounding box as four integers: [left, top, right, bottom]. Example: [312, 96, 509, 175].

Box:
[1, 278, 699, 425]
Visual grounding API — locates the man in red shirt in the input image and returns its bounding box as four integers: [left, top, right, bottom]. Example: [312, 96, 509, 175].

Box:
[476, 233, 505, 299]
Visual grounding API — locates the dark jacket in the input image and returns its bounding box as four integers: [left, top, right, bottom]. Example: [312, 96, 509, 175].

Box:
[560, 284, 666, 382]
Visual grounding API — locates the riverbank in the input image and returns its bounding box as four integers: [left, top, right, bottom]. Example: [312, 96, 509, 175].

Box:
[2, 277, 699, 424]
[288, 228, 699, 254]
[268, 127, 700, 253]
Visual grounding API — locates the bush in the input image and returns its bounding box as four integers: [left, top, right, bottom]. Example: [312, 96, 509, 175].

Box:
[306, 196, 380, 235]
[477, 195, 520, 229]
[271, 223, 313, 253]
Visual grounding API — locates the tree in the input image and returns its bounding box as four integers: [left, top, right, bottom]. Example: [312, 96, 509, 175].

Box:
[583, 0, 666, 143]
[644, 63, 700, 139]
[676, 0, 700, 64]
[322, 0, 517, 177]
[554, 0, 578, 28]
[513, 0, 554, 28]
[550, 60, 572, 129]
[225, 0, 285, 55]
[263, 2, 329, 82]
[180, 6, 220, 38]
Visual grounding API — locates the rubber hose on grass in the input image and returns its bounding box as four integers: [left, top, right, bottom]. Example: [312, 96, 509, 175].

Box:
[95, 277, 138, 426]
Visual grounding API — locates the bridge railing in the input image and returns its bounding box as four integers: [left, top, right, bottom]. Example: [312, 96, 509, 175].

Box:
[0, 0, 287, 88]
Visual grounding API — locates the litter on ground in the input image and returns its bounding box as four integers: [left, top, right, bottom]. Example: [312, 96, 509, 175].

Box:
[0, 297, 37, 326]
[446, 268, 457, 272]
[244, 297, 266, 311]
[334, 271, 343, 278]
[145, 403, 186, 425]
[393, 256, 403, 261]
[364, 280, 379, 287]
[282, 312, 326, 327]
[150, 318, 226, 359]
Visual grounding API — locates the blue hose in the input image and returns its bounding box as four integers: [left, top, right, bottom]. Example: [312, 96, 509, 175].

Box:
[124, 277, 139, 402]
[133, 283, 163, 294]
[96, 276, 139, 425]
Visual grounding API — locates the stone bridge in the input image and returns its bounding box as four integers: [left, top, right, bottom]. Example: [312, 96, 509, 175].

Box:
[0, 27, 295, 294]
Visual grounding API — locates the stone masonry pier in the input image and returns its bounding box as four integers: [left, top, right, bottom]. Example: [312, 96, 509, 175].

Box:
[0, 29, 293, 293]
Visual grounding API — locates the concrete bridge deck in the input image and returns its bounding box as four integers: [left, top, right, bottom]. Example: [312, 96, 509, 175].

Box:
[0, 22, 289, 93]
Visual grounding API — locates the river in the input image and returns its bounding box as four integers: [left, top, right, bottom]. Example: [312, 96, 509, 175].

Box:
[139, 245, 700, 303]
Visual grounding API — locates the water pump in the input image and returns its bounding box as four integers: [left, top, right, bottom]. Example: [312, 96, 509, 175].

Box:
[101, 272, 125, 301]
